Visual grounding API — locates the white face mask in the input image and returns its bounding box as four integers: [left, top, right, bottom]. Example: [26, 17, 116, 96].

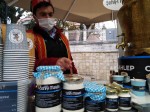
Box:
[38, 18, 55, 30]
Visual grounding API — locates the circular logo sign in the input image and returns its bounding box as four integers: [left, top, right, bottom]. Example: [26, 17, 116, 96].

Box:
[27, 38, 33, 50]
[9, 29, 24, 44]
[103, 0, 123, 10]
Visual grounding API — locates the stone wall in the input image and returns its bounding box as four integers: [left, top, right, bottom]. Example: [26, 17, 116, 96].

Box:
[70, 42, 119, 82]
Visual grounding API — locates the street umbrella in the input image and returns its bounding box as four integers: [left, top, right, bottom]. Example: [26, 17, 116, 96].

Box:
[5, 0, 117, 25]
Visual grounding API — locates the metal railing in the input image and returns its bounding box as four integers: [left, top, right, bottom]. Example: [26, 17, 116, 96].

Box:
[63, 28, 118, 44]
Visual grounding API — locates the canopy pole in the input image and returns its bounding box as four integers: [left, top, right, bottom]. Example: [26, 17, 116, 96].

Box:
[63, 0, 77, 22]
[111, 10, 114, 21]
[8, 0, 19, 6]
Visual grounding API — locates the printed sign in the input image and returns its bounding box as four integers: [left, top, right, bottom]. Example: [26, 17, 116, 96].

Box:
[0, 82, 17, 112]
[103, 0, 123, 10]
[118, 56, 150, 80]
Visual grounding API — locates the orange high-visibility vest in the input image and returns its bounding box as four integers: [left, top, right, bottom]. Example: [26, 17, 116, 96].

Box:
[1, 24, 6, 43]
[26, 30, 71, 60]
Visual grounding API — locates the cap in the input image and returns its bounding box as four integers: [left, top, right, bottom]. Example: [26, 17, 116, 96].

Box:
[31, 0, 52, 11]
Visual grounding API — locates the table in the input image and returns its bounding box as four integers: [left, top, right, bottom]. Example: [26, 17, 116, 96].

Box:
[131, 92, 150, 112]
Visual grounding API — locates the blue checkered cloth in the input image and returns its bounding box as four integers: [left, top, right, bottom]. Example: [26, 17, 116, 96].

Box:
[33, 71, 65, 81]
[84, 81, 106, 101]
[34, 66, 65, 81]
[85, 92, 106, 101]
[84, 81, 98, 87]
[36, 66, 61, 72]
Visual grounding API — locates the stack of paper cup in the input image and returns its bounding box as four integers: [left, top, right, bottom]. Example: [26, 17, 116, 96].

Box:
[2, 24, 29, 112]
[27, 32, 35, 78]
[0, 23, 3, 81]
[3, 24, 29, 81]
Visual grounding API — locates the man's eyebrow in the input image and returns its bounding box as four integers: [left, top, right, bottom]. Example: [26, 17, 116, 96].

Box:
[40, 12, 53, 14]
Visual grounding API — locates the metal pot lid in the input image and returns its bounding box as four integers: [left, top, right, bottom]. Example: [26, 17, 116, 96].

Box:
[119, 88, 130, 93]
[64, 75, 83, 83]
[106, 89, 118, 95]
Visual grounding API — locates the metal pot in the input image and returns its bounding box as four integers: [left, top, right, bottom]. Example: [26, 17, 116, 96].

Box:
[117, 0, 150, 56]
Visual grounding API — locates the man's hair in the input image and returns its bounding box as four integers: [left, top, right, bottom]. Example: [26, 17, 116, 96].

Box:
[31, 2, 54, 15]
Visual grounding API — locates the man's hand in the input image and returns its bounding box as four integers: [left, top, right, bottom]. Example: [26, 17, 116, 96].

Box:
[56, 57, 72, 71]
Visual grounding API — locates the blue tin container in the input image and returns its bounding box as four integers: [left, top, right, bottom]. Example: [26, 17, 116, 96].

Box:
[112, 75, 124, 85]
[131, 79, 146, 96]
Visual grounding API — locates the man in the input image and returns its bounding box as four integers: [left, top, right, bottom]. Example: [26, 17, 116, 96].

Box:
[28, 0, 77, 74]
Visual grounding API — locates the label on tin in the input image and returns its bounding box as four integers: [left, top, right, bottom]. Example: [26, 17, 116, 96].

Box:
[114, 80, 123, 84]
[35, 83, 62, 108]
[62, 89, 84, 110]
[85, 97, 105, 111]
[0, 82, 17, 112]
[106, 98, 118, 109]
[119, 97, 131, 107]
[9, 29, 24, 44]
[27, 38, 33, 50]
[132, 86, 145, 92]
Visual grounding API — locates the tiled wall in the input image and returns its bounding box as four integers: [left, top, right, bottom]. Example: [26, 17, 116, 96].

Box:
[70, 43, 119, 82]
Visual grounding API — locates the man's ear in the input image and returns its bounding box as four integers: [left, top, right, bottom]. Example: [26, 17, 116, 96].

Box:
[33, 15, 39, 25]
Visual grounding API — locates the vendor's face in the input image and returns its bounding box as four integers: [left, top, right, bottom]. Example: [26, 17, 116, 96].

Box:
[35, 6, 54, 19]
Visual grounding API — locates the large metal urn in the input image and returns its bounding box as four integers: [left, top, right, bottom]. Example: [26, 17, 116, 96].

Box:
[117, 0, 150, 56]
